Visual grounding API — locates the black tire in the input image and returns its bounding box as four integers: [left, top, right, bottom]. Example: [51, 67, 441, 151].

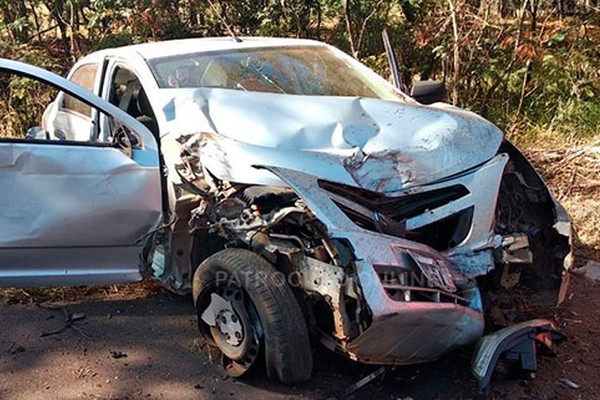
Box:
[192, 248, 313, 384]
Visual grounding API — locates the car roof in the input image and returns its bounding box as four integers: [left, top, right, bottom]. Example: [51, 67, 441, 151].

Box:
[100, 37, 328, 61]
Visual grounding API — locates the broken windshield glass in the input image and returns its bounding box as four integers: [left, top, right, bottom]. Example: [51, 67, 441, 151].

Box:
[148, 46, 405, 101]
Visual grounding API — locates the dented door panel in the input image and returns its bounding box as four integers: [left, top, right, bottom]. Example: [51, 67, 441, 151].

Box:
[0, 143, 161, 248]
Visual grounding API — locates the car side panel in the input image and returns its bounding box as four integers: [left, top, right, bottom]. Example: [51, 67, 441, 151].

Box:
[0, 247, 142, 287]
[0, 140, 162, 286]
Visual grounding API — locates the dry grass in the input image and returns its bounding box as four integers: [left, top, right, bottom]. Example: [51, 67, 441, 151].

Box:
[526, 137, 600, 262]
[0, 279, 166, 305]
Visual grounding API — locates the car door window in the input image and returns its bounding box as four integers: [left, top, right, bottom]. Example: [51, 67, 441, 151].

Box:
[106, 65, 159, 138]
[42, 62, 100, 142]
[62, 63, 98, 117]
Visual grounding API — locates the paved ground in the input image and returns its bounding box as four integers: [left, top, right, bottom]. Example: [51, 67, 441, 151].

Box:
[1, 276, 598, 400]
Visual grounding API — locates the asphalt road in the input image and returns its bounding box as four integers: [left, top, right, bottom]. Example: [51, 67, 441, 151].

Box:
[2, 277, 597, 400]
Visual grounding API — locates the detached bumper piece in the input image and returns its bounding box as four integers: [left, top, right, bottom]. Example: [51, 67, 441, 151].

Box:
[472, 319, 566, 395]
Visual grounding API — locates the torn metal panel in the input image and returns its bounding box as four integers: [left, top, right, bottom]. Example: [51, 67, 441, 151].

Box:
[500, 233, 534, 264]
[472, 319, 565, 394]
[494, 141, 573, 308]
[294, 255, 350, 340]
[551, 194, 574, 305]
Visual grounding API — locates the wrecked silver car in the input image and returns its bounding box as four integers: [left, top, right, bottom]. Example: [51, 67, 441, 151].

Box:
[0, 37, 572, 391]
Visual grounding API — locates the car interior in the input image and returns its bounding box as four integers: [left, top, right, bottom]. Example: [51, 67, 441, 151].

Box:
[109, 66, 159, 138]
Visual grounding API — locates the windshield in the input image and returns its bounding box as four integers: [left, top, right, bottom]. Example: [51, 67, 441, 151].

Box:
[147, 45, 405, 101]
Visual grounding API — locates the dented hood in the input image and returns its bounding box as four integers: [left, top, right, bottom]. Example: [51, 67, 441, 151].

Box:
[163, 88, 503, 192]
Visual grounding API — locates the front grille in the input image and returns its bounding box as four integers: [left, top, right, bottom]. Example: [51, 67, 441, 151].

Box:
[406, 206, 473, 251]
[374, 264, 469, 306]
[319, 180, 469, 221]
[319, 179, 472, 250]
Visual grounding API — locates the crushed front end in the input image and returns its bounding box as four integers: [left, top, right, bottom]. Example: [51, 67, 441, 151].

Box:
[257, 154, 509, 365]
[156, 90, 572, 382]
[173, 138, 571, 367]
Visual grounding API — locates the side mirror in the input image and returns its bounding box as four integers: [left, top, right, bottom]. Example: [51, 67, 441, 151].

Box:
[410, 81, 446, 105]
[26, 126, 49, 140]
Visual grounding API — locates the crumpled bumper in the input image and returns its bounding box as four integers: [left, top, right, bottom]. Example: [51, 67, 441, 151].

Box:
[260, 164, 494, 364]
[347, 301, 484, 364]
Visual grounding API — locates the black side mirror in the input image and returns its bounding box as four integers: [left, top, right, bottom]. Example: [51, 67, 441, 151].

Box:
[410, 81, 446, 105]
[26, 126, 49, 140]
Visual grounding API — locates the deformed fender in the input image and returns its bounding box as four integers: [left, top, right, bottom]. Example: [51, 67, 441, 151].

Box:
[500, 140, 574, 305]
[472, 319, 566, 395]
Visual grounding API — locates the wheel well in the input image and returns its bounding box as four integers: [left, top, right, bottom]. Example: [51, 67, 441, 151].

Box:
[191, 230, 228, 272]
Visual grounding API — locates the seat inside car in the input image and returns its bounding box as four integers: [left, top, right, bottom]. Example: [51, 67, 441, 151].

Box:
[199, 60, 228, 87]
[109, 66, 159, 139]
[134, 87, 159, 138]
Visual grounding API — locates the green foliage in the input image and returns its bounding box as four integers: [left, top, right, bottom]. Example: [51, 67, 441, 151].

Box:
[361, 52, 391, 79]
[0, 41, 62, 138]
[516, 27, 599, 142]
[0, 0, 598, 143]
[0, 74, 58, 138]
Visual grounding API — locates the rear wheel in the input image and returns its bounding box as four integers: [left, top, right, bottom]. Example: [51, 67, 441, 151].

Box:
[192, 248, 313, 383]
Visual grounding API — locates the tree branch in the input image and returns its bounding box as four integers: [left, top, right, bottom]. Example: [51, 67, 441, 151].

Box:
[344, 0, 358, 58]
[355, 0, 386, 59]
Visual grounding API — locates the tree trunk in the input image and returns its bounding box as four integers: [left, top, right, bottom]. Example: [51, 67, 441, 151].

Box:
[447, 0, 460, 105]
[344, 0, 358, 58]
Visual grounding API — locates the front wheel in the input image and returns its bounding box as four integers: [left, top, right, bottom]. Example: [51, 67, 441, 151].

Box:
[192, 248, 313, 383]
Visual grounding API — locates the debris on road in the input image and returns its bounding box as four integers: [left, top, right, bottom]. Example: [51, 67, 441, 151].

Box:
[110, 351, 128, 359]
[39, 305, 87, 337]
[560, 378, 580, 389]
[327, 366, 388, 399]
[7, 342, 25, 354]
